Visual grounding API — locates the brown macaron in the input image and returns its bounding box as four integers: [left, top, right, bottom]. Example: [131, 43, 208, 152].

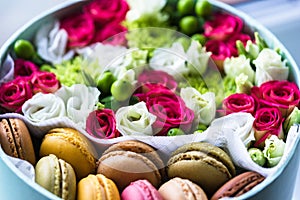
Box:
[97, 140, 164, 191]
[0, 118, 36, 165]
[166, 142, 236, 196]
[39, 127, 98, 180]
[158, 177, 208, 200]
[211, 171, 265, 200]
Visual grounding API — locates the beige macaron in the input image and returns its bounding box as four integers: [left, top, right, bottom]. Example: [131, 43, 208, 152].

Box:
[97, 140, 164, 191]
[39, 127, 98, 180]
[159, 177, 208, 200]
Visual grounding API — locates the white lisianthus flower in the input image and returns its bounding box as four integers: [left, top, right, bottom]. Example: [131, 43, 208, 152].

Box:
[116, 101, 157, 136]
[180, 87, 216, 126]
[235, 73, 253, 94]
[149, 42, 187, 79]
[224, 55, 255, 83]
[35, 20, 74, 64]
[254, 48, 288, 86]
[186, 40, 211, 75]
[79, 43, 127, 80]
[126, 0, 167, 22]
[263, 135, 286, 167]
[55, 84, 100, 129]
[22, 93, 66, 123]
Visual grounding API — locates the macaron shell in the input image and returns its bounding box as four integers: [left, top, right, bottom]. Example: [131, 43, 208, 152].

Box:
[77, 175, 106, 200]
[35, 154, 62, 196]
[171, 142, 235, 177]
[0, 119, 18, 158]
[211, 171, 265, 200]
[158, 177, 207, 200]
[167, 151, 231, 196]
[97, 150, 161, 191]
[10, 118, 36, 165]
[103, 140, 165, 173]
[39, 128, 98, 180]
[59, 159, 76, 200]
[77, 174, 120, 200]
[121, 179, 163, 200]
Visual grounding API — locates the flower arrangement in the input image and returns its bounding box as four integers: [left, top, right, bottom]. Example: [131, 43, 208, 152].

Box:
[1, 0, 300, 174]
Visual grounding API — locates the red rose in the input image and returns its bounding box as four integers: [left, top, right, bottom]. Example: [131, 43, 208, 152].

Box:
[30, 71, 60, 94]
[222, 93, 256, 115]
[137, 87, 194, 136]
[137, 70, 177, 93]
[205, 40, 231, 68]
[0, 77, 33, 113]
[84, 0, 129, 25]
[93, 23, 127, 46]
[251, 80, 300, 117]
[14, 59, 39, 78]
[253, 107, 284, 147]
[86, 109, 119, 139]
[204, 12, 243, 41]
[60, 13, 95, 48]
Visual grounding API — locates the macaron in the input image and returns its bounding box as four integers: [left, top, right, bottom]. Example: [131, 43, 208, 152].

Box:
[39, 127, 98, 180]
[77, 174, 120, 200]
[158, 177, 208, 200]
[211, 171, 265, 200]
[35, 154, 76, 200]
[121, 179, 163, 200]
[166, 142, 236, 196]
[97, 140, 164, 191]
[0, 118, 36, 165]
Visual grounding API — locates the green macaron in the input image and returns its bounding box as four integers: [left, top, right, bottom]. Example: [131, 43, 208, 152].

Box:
[166, 142, 236, 196]
[35, 154, 76, 200]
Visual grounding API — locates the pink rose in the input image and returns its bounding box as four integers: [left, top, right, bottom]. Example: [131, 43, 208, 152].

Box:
[253, 107, 284, 147]
[86, 109, 119, 139]
[83, 0, 129, 25]
[93, 23, 127, 46]
[222, 93, 256, 115]
[14, 59, 39, 78]
[137, 70, 177, 93]
[30, 71, 60, 94]
[0, 77, 33, 113]
[227, 33, 252, 57]
[137, 87, 194, 136]
[60, 13, 95, 48]
[251, 80, 300, 117]
[204, 12, 243, 41]
[205, 40, 231, 68]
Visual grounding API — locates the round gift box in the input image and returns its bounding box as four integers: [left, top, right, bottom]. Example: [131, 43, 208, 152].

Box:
[1, 0, 300, 199]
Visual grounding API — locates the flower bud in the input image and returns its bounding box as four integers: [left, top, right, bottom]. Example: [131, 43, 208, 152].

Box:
[248, 148, 266, 167]
[167, 128, 185, 136]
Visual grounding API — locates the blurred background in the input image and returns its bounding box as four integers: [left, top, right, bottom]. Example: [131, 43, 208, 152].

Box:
[0, 0, 299, 198]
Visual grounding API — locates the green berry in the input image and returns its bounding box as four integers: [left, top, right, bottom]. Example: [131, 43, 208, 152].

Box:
[191, 33, 207, 45]
[177, 0, 195, 16]
[167, 128, 185, 136]
[97, 71, 116, 94]
[179, 16, 200, 35]
[14, 39, 35, 60]
[111, 80, 134, 102]
[195, 0, 212, 17]
[248, 148, 266, 167]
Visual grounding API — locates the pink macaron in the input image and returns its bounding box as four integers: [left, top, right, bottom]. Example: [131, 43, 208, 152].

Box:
[121, 179, 163, 200]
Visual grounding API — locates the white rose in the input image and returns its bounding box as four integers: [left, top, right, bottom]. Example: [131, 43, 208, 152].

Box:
[116, 102, 157, 136]
[22, 93, 66, 123]
[186, 40, 211, 75]
[254, 48, 288, 86]
[126, 0, 167, 21]
[180, 87, 216, 126]
[149, 42, 187, 79]
[224, 55, 255, 83]
[35, 20, 74, 64]
[55, 84, 100, 129]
